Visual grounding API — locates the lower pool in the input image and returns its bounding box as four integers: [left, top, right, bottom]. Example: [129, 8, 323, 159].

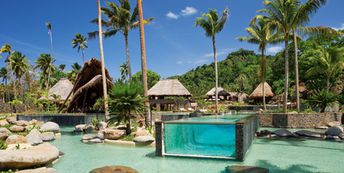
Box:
[52, 127, 344, 173]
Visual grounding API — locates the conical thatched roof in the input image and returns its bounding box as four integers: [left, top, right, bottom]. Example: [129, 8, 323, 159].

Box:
[206, 87, 230, 96]
[40, 78, 73, 101]
[148, 79, 191, 97]
[250, 82, 274, 98]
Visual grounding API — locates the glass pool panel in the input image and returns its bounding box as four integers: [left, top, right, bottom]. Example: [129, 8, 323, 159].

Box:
[164, 123, 236, 157]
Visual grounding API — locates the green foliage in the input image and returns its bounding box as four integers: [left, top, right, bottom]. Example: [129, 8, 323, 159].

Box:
[131, 70, 161, 89]
[91, 117, 99, 127]
[0, 140, 7, 150]
[307, 90, 337, 112]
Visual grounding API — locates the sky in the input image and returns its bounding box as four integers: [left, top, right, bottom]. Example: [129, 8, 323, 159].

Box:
[0, 0, 343, 79]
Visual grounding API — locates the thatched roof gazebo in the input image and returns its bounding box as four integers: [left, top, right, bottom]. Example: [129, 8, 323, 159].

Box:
[206, 87, 230, 100]
[250, 82, 274, 103]
[40, 78, 73, 101]
[148, 79, 192, 111]
[66, 58, 112, 113]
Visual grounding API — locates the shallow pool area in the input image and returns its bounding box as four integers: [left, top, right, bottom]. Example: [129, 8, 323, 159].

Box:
[52, 127, 344, 173]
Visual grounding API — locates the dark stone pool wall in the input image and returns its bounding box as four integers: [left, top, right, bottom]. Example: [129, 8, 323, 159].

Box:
[235, 115, 258, 161]
[160, 112, 212, 121]
[155, 121, 163, 156]
[258, 112, 342, 128]
[17, 114, 106, 126]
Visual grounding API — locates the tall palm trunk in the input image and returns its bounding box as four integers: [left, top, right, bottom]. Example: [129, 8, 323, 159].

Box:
[261, 47, 267, 111]
[124, 32, 132, 79]
[11, 73, 16, 99]
[212, 35, 219, 114]
[283, 34, 289, 113]
[98, 0, 110, 120]
[293, 31, 300, 112]
[82, 49, 85, 64]
[46, 66, 51, 91]
[137, 0, 151, 126]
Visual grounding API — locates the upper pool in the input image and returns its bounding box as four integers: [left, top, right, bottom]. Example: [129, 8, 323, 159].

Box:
[166, 114, 251, 123]
[51, 127, 344, 173]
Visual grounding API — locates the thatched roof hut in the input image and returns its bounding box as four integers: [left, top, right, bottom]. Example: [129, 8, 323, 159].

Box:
[206, 87, 230, 97]
[250, 82, 274, 98]
[66, 58, 112, 113]
[40, 78, 73, 101]
[148, 79, 191, 97]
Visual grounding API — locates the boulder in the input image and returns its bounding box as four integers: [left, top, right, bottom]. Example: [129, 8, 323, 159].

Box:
[104, 129, 126, 140]
[133, 127, 150, 137]
[0, 132, 9, 140]
[40, 132, 55, 142]
[325, 135, 340, 140]
[133, 135, 154, 144]
[6, 117, 16, 124]
[5, 135, 27, 145]
[82, 134, 97, 140]
[0, 143, 59, 170]
[0, 119, 9, 127]
[6, 143, 31, 150]
[273, 129, 296, 137]
[90, 166, 138, 173]
[9, 125, 25, 132]
[74, 124, 86, 132]
[40, 122, 60, 133]
[29, 119, 43, 126]
[96, 132, 104, 140]
[294, 130, 322, 138]
[96, 121, 107, 130]
[16, 167, 57, 173]
[88, 138, 102, 143]
[0, 127, 12, 135]
[26, 129, 43, 145]
[15, 120, 29, 126]
[226, 165, 269, 173]
[327, 121, 341, 127]
[325, 126, 343, 136]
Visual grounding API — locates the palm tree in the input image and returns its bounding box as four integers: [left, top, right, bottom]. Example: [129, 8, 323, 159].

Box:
[67, 63, 81, 83]
[120, 63, 129, 81]
[239, 18, 281, 110]
[108, 82, 145, 134]
[98, 0, 110, 120]
[258, 0, 299, 112]
[0, 44, 12, 60]
[35, 54, 55, 90]
[72, 33, 88, 63]
[303, 45, 344, 92]
[8, 51, 29, 98]
[45, 22, 54, 55]
[137, 0, 151, 126]
[0, 68, 8, 84]
[59, 64, 66, 72]
[195, 8, 229, 114]
[90, 0, 153, 79]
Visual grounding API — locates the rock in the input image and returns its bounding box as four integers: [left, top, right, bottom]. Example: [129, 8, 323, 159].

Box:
[40, 132, 55, 141]
[16, 167, 57, 173]
[325, 135, 340, 140]
[88, 138, 102, 143]
[5, 135, 27, 145]
[339, 133, 344, 140]
[26, 129, 43, 145]
[273, 129, 296, 137]
[0, 127, 12, 135]
[96, 121, 107, 130]
[90, 166, 138, 173]
[40, 122, 60, 133]
[327, 121, 341, 127]
[226, 165, 269, 173]
[256, 130, 272, 137]
[133, 135, 154, 143]
[315, 126, 328, 130]
[0, 132, 9, 140]
[6, 117, 16, 124]
[134, 127, 150, 137]
[75, 124, 86, 132]
[0, 143, 59, 170]
[82, 134, 97, 140]
[29, 119, 43, 126]
[104, 129, 126, 140]
[96, 132, 104, 140]
[84, 125, 95, 133]
[0, 119, 9, 126]
[294, 130, 322, 138]
[6, 143, 31, 150]
[9, 125, 25, 132]
[15, 120, 29, 126]
[325, 126, 343, 136]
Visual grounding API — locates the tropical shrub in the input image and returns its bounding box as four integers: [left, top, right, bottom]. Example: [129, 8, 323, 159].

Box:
[307, 90, 337, 112]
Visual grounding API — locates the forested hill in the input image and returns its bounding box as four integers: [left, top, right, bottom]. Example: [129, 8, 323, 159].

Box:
[170, 49, 268, 97]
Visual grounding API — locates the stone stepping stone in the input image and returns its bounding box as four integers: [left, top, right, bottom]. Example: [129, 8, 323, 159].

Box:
[294, 130, 322, 138]
[226, 165, 269, 173]
[273, 129, 296, 137]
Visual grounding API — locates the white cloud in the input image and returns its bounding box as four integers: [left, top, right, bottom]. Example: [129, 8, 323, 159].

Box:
[203, 48, 232, 58]
[332, 23, 344, 31]
[166, 12, 179, 19]
[181, 7, 198, 16]
[267, 46, 283, 54]
[176, 60, 183, 65]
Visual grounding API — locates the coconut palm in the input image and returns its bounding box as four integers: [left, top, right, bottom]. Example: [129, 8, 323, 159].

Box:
[137, 0, 151, 126]
[0, 68, 8, 84]
[239, 18, 281, 110]
[120, 63, 129, 81]
[0, 44, 12, 60]
[90, 0, 153, 79]
[8, 51, 29, 98]
[195, 8, 229, 114]
[72, 33, 88, 63]
[67, 63, 81, 82]
[35, 54, 55, 90]
[59, 64, 66, 72]
[303, 45, 344, 92]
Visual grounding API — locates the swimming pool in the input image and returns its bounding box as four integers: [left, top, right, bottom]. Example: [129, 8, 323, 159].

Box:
[51, 127, 344, 173]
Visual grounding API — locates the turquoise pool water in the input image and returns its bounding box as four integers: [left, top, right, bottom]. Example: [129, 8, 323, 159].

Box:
[52, 127, 344, 173]
[164, 124, 236, 157]
[167, 115, 249, 123]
